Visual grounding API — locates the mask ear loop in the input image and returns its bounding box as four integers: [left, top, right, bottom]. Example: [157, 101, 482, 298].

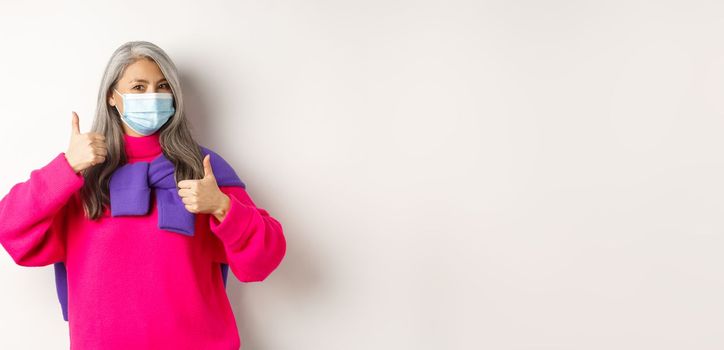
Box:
[112, 88, 123, 116]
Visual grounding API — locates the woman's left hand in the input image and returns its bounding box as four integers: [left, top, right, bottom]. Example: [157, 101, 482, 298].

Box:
[177, 154, 231, 221]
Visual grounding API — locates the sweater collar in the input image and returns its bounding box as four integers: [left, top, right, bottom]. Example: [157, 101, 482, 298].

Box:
[123, 132, 162, 160]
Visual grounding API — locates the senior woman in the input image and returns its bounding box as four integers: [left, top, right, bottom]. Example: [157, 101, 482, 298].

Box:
[0, 40, 286, 349]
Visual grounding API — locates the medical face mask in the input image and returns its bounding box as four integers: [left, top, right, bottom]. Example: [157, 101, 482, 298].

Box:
[113, 88, 175, 136]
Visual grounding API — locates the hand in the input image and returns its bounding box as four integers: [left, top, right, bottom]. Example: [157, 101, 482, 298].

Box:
[65, 111, 108, 173]
[177, 154, 231, 219]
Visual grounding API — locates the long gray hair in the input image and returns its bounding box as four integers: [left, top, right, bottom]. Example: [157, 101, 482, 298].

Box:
[81, 40, 205, 220]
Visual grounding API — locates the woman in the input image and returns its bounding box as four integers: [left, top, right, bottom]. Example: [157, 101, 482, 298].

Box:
[0, 41, 287, 349]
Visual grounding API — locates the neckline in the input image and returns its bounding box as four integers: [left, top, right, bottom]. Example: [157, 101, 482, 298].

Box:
[123, 132, 162, 160]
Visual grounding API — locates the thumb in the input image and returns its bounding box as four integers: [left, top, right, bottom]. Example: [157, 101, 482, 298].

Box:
[71, 111, 80, 135]
[203, 154, 214, 178]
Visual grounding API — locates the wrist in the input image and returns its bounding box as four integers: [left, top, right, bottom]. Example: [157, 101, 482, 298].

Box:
[63, 152, 80, 174]
[213, 193, 231, 220]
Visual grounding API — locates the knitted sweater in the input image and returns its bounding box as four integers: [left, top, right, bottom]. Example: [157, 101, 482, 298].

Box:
[0, 132, 287, 349]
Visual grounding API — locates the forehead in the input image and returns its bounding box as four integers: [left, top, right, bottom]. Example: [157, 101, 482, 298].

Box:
[118, 58, 167, 84]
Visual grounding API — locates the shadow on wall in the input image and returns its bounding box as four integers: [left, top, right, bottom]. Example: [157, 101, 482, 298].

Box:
[179, 70, 322, 348]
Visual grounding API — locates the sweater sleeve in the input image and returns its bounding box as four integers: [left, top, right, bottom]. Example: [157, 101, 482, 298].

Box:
[209, 185, 286, 282]
[0, 152, 84, 266]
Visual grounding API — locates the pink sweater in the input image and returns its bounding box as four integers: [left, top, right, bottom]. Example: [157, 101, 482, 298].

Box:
[0, 132, 286, 349]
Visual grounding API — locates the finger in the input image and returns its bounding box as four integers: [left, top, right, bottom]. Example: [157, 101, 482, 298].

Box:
[88, 133, 106, 141]
[177, 188, 196, 198]
[71, 111, 80, 135]
[89, 137, 106, 145]
[185, 204, 199, 213]
[90, 140, 107, 149]
[203, 154, 214, 178]
[91, 155, 106, 165]
[85, 135, 106, 144]
[180, 196, 196, 205]
[177, 180, 195, 189]
[92, 145, 108, 157]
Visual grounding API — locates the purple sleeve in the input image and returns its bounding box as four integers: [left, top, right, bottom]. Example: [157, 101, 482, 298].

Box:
[209, 186, 287, 282]
[0, 152, 84, 266]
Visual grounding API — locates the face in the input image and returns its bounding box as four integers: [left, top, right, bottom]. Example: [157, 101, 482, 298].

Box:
[108, 58, 174, 136]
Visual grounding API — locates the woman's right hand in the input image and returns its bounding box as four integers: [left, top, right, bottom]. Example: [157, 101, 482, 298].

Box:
[65, 111, 107, 174]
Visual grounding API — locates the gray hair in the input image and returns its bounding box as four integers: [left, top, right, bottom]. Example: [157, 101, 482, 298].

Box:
[81, 40, 205, 220]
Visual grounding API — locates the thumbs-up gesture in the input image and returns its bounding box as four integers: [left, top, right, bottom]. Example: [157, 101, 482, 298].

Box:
[177, 154, 231, 219]
[65, 111, 108, 174]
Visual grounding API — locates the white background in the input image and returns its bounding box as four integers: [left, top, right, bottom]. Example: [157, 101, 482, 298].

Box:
[1, 0, 723, 349]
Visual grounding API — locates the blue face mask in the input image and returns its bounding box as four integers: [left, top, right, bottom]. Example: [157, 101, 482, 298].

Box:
[113, 88, 175, 136]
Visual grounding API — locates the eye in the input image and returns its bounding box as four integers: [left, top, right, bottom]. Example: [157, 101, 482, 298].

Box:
[132, 85, 144, 90]
[159, 83, 170, 89]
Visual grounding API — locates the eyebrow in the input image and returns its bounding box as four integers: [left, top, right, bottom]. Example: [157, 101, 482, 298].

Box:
[129, 78, 168, 84]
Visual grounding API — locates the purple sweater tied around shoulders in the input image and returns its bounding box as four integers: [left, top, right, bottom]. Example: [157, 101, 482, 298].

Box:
[109, 146, 245, 236]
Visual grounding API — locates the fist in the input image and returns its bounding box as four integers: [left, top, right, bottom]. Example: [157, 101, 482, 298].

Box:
[65, 111, 108, 173]
[177, 154, 230, 217]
